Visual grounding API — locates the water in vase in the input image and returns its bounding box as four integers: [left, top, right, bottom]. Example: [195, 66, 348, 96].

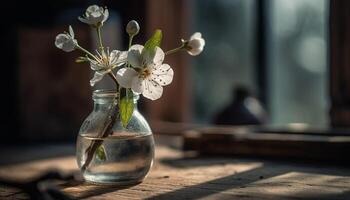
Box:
[76, 132, 155, 185]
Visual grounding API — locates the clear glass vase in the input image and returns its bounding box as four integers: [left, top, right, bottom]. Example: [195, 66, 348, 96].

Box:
[76, 90, 155, 185]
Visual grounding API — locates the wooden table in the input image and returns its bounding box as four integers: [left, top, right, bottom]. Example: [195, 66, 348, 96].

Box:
[1, 138, 350, 199]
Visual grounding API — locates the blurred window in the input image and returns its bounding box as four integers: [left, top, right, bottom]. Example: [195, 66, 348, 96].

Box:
[269, 0, 328, 126]
[193, 0, 329, 126]
[193, 0, 257, 124]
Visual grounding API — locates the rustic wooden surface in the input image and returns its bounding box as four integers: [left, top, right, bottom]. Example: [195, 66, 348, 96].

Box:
[0, 140, 350, 199]
[182, 127, 350, 161]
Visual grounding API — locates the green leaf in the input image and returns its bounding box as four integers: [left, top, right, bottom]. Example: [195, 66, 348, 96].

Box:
[144, 29, 162, 50]
[120, 92, 134, 128]
[142, 29, 162, 62]
[95, 144, 106, 161]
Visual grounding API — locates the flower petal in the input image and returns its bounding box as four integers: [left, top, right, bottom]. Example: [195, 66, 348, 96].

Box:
[118, 51, 128, 61]
[131, 77, 144, 94]
[90, 71, 105, 86]
[69, 26, 74, 38]
[152, 47, 165, 65]
[109, 50, 118, 63]
[188, 47, 204, 56]
[103, 9, 109, 23]
[87, 5, 100, 13]
[129, 44, 144, 52]
[55, 33, 76, 52]
[78, 16, 90, 24]
[188, 38, 205, 50]
[143, 47, 165, 66]
[116, 68, 138, 88]
[190, 32, 202, 40]
[90, 60, 102, 71]
[90, 11, 102, 18]
[127, 44, 144, 68]
[109, 50, 127, 67]
[151, 64, 174, 86]
[80, 5, 108, 25]
[142, 79, 163, 100]
[187, 37, 205, 56]
[61, 39, 77, 52]
[55, 34, 67, 49]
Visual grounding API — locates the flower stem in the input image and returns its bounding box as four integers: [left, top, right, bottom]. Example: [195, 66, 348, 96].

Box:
[165, 44, 185, 55]
[81, 102, 119, 172]
[76, 44, 98, 60]
[126, 35, 134, 68]
[81, 74, 120, 172]
[96, 26, 104, 50]
[128, 35, 134, 49]
[108, 72, 119, 88]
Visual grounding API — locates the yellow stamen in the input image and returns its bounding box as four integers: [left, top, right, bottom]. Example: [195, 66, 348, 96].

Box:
[140, 68, 151, 79]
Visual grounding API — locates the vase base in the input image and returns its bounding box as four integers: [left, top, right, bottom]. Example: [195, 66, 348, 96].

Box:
[83, 176, 144, 186]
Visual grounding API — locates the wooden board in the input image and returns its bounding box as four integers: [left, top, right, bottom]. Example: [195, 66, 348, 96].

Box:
[183, 127, 350, 162]
[0, 142, 350, 199]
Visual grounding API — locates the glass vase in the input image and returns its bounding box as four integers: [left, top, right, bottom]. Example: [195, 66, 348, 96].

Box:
[76, 90, 155, 185]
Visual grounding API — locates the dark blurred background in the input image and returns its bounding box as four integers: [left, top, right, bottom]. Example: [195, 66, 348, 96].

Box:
[3, 0, 348, 144]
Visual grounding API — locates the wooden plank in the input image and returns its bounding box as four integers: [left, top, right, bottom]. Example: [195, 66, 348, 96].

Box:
[150, 120, 203, 135]
[330, 0, 350, 127]
[1, 144, 350, 199]
[183, 127, 350, 161]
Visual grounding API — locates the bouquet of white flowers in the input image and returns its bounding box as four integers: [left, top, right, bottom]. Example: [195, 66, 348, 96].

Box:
[55, 5, 205, 127]
[55, 5, 205, 184]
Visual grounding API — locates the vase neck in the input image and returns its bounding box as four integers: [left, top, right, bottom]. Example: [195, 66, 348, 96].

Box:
[92, 90, 139, 109]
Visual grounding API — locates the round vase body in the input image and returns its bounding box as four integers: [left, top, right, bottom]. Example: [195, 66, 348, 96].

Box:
[76, 90, 154, 185]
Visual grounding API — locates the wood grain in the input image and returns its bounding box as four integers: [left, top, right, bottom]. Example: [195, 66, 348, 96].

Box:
[0, 144, 350, 199]
[182, 127, 350, 162]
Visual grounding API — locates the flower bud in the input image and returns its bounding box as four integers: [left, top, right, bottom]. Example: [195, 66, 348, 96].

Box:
[126, 20, 140, 36]
[185, 32, 205, 56]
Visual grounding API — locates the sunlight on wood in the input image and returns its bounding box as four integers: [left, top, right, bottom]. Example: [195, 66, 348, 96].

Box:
[258, 172, 350, 198]
[1, 145, 349, 199]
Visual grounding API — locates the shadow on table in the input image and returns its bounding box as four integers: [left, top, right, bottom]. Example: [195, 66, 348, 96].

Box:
[0, 143, 75, 166]
[60, 180, 139, 199]
[153, 156, 350, 200]
[0, 170, 139, 200]
[0, 170, 80, 200]
[149, 165, 284, 199]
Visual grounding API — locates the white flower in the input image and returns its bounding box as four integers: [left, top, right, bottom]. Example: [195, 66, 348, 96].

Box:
[89, 49, 127, 86]
[55, 26, 77, 52]
[78, 5, 109, 26]
[116, 45, 174, 100]
[185, 32, 205, 56]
